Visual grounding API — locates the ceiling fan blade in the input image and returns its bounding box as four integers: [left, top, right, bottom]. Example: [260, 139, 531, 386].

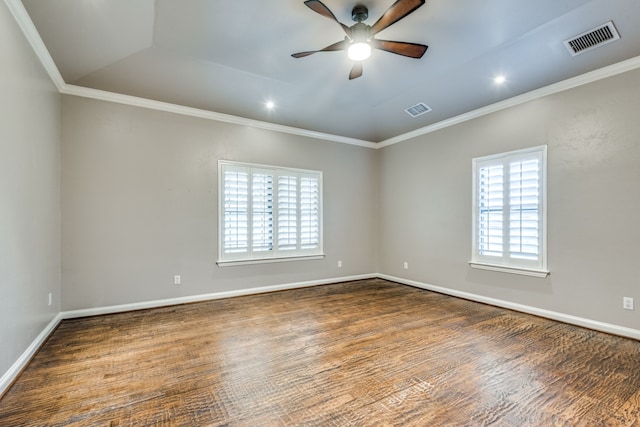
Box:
[304, 0, 351, 37]
[349, 62, 363, 80]
[370, 0, 425, 36]
[292, 39, 349, 58]
[371, 39, 428, 58]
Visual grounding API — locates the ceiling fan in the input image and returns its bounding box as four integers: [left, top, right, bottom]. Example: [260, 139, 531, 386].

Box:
[292, 0, 428, 80]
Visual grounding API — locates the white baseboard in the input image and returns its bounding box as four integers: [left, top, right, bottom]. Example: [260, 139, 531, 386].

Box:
[0, 313, 63, 397]
[4, 272, 639, 398]
[62, 274, 377, 319]
[378, 273, 640, 341]
[0, 274, 375, 397]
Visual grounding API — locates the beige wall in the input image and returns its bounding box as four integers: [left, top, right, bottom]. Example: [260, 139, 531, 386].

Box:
[4, 0, 640, 384]
[0, 3, 61, 378]
[61, 67, 640, 332]
[61, 96, 378, 310]
[379, 68, 640, 330]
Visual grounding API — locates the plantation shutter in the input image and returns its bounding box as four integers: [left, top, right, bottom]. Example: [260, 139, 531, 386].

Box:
[478, 164, 504, 258]
[277, 174, 298, 251]
[252, 171, 274, 254]
[222, 167, 249, 257]
[509, 158, 540, 262]
[472, 146, 546, 273]
[219, 161, 323, 264]
[300, 175, 320, 250]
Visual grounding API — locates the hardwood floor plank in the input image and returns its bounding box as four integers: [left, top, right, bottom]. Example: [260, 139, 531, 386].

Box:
[605, 388, 640, 426]
[1, 279, 639, 426]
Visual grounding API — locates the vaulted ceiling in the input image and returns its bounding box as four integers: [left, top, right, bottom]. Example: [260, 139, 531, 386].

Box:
[20, 0, 640, 142]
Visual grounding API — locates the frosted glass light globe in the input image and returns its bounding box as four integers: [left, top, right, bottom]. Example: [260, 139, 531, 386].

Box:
[348, 42, 372, 61]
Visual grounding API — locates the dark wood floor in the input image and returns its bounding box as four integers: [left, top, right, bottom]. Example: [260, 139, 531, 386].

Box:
[1, 279, 639, 426]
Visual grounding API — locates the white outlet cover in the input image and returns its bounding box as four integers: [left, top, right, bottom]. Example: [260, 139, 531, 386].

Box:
[623, 297, 634, 310]
[174, 275, 181, 285]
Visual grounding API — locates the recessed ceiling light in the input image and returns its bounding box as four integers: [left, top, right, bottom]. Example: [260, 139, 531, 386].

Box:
[494, 75, 506, 85]
[265, 100, 275, 110]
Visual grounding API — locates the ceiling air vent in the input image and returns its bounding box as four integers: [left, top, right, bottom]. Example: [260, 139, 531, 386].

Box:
[405, 102, 431, 118]
[564, 21, 620, 56]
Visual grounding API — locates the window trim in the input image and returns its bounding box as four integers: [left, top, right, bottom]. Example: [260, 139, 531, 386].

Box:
[470, 146, 549, 277]
[217, 160, 324, 266]
[217, 254, 325, 267]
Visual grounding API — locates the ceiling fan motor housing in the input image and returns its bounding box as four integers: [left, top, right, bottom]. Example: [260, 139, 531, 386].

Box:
[350, 22, 371, 43]
[292, 0, 429, 80]
[352, 5, 368, 22]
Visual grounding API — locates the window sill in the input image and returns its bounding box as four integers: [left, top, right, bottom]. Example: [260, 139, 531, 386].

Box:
[217, 254, 325, 267]
[469, 262, 549, 278]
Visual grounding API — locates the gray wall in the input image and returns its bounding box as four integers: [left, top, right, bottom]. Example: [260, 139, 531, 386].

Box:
[4, 0, 640, 383]
[61, 67, 640, 331]
[0, 4, 61, 377]
[61, 96, 378, 310]
[379, 68, 640, 330]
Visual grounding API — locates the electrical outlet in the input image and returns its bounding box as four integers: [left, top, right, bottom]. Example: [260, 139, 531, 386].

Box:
[403, 262, 409, 270]
[48, 293, 52, 307]
[623, 297, 634, 310]
[174, 275, 181, 285]
[337, 260, 343, 268]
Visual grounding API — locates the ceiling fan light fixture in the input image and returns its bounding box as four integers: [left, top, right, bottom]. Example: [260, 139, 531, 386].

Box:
[348, 20, 371, 61]
[348, 42, 371, 61]
[292, 0, 429, 78]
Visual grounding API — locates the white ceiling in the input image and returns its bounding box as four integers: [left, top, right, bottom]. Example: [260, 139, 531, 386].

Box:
[20, 0, 640, 142]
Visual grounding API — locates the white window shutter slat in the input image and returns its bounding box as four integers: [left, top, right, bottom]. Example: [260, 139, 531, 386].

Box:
[277, 174, 298, 251]
[509, 158, 540, 262]
[472, 146, 546, 273]
[252, 172, 274, 253]
[222, 168, 249, 255]
[478, 164, 504, 258]
[300, 175, 320, 250]
[219, 161, 322, 263]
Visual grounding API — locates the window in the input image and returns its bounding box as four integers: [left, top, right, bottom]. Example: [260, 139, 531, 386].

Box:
[218, 160, 323, 265]
[470, 146, 548, 277]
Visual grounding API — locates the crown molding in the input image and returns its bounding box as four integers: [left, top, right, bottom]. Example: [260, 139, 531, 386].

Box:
[7, 0, 640, 150]
[60, 85, 378, 149]
[377, 55, 640, 148]
[5, 0, 65, 91]
[4, 0, 374, 149]
[60, 56, 640, 150]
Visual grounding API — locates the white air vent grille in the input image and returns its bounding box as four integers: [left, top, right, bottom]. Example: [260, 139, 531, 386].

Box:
[405, 102, 431, 118]
[564, 21, 620, 56]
